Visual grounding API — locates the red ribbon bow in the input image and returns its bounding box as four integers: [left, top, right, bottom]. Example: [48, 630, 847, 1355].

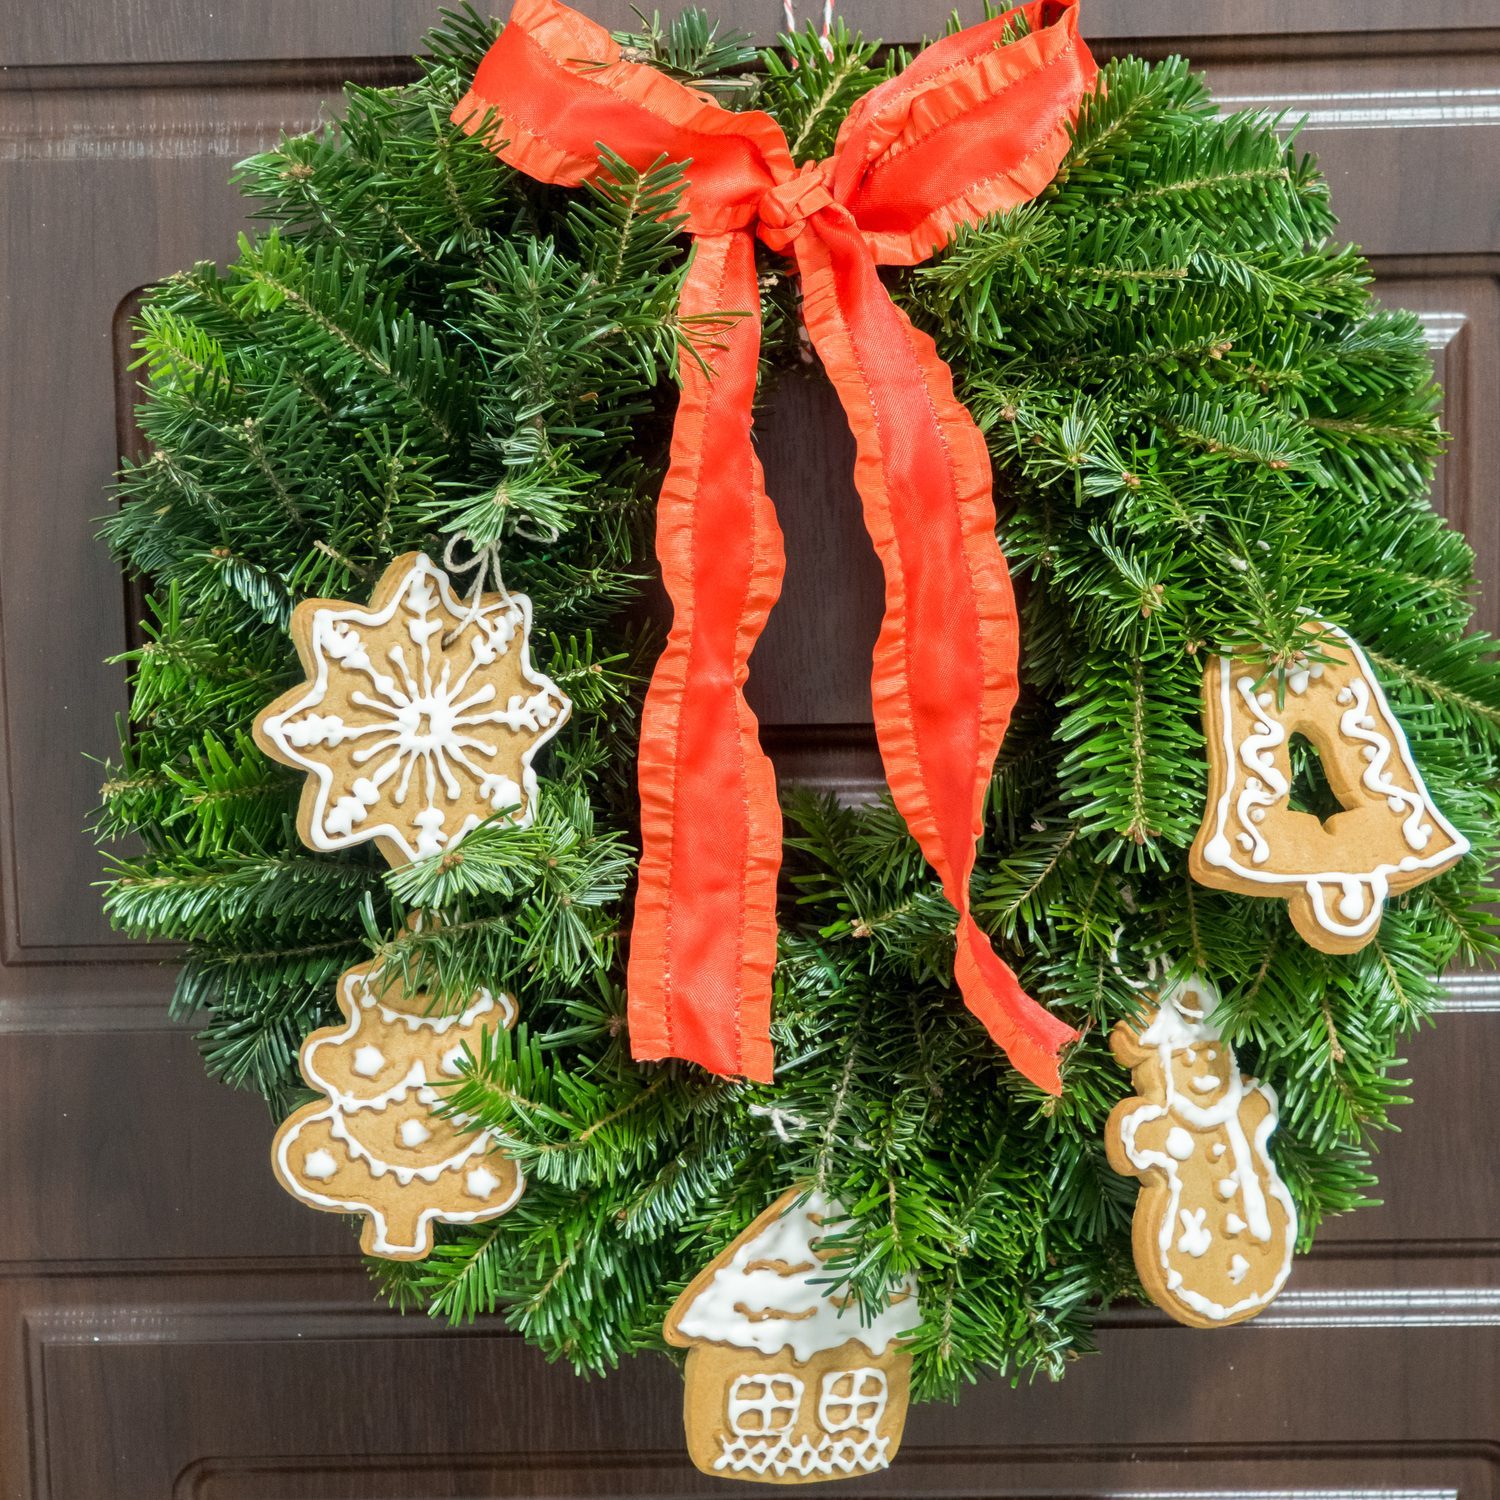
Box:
[454, 0, 1095, 1093]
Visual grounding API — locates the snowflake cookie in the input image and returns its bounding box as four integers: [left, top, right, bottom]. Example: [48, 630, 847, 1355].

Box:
[254, 551, 570, 865]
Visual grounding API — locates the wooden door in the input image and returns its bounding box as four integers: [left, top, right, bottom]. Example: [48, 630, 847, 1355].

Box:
[2, 1, 1498, 1495]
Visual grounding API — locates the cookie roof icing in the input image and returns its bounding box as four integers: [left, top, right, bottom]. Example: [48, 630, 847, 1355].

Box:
[669, 1189, 921, 1362]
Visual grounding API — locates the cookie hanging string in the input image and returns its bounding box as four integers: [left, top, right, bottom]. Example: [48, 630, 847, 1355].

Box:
[440, 532, 514, 647]
[782, 0, 836, 60]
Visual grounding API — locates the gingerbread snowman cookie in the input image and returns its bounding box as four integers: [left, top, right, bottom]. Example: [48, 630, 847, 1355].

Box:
[1106, 975, 1297, 1328]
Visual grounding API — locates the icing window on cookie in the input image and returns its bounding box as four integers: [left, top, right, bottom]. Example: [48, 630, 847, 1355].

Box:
[818, 1368, 888, 1437]
[728, 1375, 802, 1438]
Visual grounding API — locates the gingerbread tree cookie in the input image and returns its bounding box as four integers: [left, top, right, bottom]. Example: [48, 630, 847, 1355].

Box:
[254, 551, 570, 866]
[271, 954, 523, 1259]
[1106, 975, 1297, 1328]
[1190, 620, 1467, 952]
[664, 1188, 920, 1485]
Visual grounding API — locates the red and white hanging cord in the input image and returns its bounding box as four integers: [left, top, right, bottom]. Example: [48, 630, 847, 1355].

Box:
[782, 0, 836, 58]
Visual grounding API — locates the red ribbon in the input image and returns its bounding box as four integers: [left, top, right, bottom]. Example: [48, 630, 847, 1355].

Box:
[454, 0, 1095, 1093]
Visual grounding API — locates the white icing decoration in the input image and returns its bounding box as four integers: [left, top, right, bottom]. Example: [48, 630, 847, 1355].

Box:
[1198, 622, 1469, 940]
[1177, 1208, 1212, 1258]
[399, 1119, 432, 1148]
[1286, 661, 1322, 696]
[304, 1148, 338, 1181]
[352, 1044, 385, 1077]
[273, 962, 524, 1255]
[258, 554, 570, 862]
[728, 1373, 801, 1440]
[465, 1165, 502, 1200]
[1230, 675, 1287, 866]
[1228, 1254, 1251, 1285]
[1336, 675, 1434, 851]
[715, 1369, 893, 1479]
[1165, 1127, 1194, 1160]
[1217, 1176, 1239, 1200]
[1226, 1213, 1247, 1236]
[1116, 975, 1298, 1323]
[481, 772, 523, 811]
[1211, 1142, 1226, 1158]
[441, 1045, 468, 1077]
[672, 1190, 920, 1361]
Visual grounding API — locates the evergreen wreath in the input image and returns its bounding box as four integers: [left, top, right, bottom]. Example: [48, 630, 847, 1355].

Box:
[98, 4, 1500, 1400]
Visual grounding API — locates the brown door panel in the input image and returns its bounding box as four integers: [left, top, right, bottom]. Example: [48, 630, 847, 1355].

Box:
[2, 5, 1497, 1496]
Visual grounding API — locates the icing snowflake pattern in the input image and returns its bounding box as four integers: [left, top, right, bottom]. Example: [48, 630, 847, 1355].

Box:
[255, 552, 570, 865]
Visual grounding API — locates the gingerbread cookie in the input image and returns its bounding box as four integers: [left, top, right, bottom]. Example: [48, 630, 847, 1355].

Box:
[1106, 975, 1297, 1328]
[272, 953, 523, 1259]
[254, 551, 570, 866]
[1190, 620, 1468, 952]
[664, 1188, 920, 1485]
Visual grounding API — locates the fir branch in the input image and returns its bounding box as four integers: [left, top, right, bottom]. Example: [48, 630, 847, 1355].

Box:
[97, 36, 1500, 1403]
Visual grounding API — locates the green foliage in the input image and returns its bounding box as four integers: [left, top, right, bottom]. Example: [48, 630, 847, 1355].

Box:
[99, 14, 1499, 1403]
[759, 23, 889, 162]
[614, 7, 758, 93]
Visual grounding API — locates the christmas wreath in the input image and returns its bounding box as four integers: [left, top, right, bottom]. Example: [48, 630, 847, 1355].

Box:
[98, 0, 1500, 1479]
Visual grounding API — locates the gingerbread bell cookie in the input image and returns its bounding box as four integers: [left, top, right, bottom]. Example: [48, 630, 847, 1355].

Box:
[664, 1188, 920, 1485]
[1106, 975, 1297, 1328]
[254, 551, 570, 866]
[1190, 620, 1468, 953]
[272, 953, 523, 1259]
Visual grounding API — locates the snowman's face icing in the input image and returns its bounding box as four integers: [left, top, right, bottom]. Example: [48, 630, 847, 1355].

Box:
[1165, 1042, 1235, 1107]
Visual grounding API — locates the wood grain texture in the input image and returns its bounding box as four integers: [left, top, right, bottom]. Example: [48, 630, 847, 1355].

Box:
[9, 1241, 1500, 1497]
[3, 0, 1498, 67]
[1, 1, 1498, 1496]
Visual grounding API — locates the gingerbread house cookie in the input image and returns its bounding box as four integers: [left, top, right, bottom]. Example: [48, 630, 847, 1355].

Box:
[665, 1188, 920, 1484]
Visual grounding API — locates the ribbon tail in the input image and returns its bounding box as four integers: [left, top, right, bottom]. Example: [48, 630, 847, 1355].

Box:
[795, 212, 1079, 1094]
[626, 233, 786, 1083]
